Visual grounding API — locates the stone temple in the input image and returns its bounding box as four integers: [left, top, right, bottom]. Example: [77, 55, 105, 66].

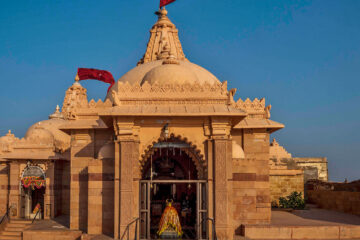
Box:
[0, 8, 303, 240]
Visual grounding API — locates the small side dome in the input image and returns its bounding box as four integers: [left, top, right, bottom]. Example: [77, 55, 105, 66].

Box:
[25, 119, 71, 152]
[0, 130, 17, 144]
[232, 141, 245, 159]
[141, 60, 199, 85]
[25, 127, 54, 145]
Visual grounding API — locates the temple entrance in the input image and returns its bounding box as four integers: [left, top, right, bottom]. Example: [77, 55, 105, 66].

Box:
[20, 164, 46, 219]
[140, 139, 208, 240]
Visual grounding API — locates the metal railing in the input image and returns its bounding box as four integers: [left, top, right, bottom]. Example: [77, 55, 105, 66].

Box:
[31, 208, 41, 224]
[120, 218, 139, 240]
[201, 217, 217, 240]
[0, 206, 11, 232]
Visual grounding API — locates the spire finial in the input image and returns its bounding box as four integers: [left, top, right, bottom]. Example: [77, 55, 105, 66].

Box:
[75, 74, 80, 82]
[49, 104, 64, 119]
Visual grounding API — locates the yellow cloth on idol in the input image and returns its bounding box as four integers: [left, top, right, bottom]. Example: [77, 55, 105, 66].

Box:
[157, 200, 183, 237]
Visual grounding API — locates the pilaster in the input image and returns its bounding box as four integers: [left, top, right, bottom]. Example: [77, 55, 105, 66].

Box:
[113, 117, 139, 239]
[211, 117, 233, 239]
[8, 161, 20, 218]
[44, 161, 55, 219]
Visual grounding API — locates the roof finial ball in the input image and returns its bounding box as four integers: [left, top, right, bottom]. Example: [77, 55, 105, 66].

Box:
[156, 7, 168, 18]
[73, 73, 81, 86]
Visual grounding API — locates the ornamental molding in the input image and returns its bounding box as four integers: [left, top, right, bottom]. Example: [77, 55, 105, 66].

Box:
[111, 81, 229, 105]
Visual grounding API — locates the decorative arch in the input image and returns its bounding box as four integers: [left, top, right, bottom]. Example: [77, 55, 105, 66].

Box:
[140, 133, 207, 179]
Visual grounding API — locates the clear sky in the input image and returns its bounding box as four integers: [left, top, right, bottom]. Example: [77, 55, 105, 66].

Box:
[0, 0, 359, 181]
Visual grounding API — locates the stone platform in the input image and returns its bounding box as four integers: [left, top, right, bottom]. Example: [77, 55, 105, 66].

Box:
[240, 206, 360, 240]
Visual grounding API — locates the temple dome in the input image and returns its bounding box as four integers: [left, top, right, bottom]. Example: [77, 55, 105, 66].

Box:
[105, 9, 221, 99]
[141, 60, 199, 85]
[25, 119, 71, 152]
[25, 127, 54, 145]
[106, 60, 220, 98]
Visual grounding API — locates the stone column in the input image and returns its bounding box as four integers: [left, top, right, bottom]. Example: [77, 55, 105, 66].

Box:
[44, 161, 55, 219]
[114, 138, 138, 239]
[206, 139, 214, 239]
[8, 161, 20, 218]
[213, 138, 232, 239]
[0, 162, 9, 216]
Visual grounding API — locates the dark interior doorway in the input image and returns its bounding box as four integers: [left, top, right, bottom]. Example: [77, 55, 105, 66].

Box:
[140, 140, 208, 240]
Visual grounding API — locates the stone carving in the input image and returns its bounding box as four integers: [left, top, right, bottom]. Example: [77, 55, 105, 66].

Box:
[138, 8, 187, 65]
[62, 81, 88, 120]
[228, 88, 237, 106]
[111, 90, 121, 106]
[88, 98, 113, 108]
[112, 81, 229, 104]
[235, 97, 266, 114]
[264, 104, 272, 119]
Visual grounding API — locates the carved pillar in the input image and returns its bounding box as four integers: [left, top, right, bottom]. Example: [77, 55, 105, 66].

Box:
[8, 161, 20, 218]
[211, 117, 233, 239]
[114, 139, 138, 239]
[0, 162, 9, 216]
[44, 161, 55, 219]
[113, 117, 139, 239]
[206, 139, 214, 239]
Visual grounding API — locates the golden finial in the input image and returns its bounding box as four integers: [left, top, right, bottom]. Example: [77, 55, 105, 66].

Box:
[75, 74, 80, 82]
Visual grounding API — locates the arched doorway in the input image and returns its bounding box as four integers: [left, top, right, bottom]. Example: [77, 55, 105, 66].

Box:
[139, 137, 208, 240]
[20, 164, 45, 219]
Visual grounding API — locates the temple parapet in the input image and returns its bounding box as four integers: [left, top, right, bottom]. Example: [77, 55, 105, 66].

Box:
[234, 97, 273, 119]
[110, 80, 229, 105]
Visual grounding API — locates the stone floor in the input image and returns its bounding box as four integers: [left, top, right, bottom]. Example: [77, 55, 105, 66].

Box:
[271, 205, 360, 226]
[241, 205, 360, 240]
[18, 206, 360, 239]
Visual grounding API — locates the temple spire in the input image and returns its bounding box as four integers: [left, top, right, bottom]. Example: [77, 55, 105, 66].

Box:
[138, 8, 187, 65]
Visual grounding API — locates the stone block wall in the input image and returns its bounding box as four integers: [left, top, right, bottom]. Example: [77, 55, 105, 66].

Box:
[232, 129, 271, 228]
[70, 129, 93, 232]
[293, 157, 328, 182]
[0, 163, 8, 215]
[306, 180, 360, 216]
[307, 190, 360, 216]
[269, 169, 304, 205]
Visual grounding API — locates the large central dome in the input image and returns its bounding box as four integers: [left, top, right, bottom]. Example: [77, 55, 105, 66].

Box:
[107, 8, 220, 99]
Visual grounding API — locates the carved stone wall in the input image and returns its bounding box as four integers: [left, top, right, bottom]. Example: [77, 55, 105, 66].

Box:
[0, 163, 9, 216]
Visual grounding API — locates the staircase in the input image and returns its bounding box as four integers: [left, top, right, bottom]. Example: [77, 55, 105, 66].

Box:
[0, 219, 31, 240]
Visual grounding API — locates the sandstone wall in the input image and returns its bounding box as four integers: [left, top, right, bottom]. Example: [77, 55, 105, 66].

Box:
[307, 180, 360, 216]
[0, 163, 8, 216]
[293, 157, 328, 182]
[232, 129, 271, 228]
[269, 169, 304, 205]
[307, 190, 360, 216]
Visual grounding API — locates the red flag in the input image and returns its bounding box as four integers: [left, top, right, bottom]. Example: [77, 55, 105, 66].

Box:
[77, 68, 115, 93]
[160, 0, 176, 8]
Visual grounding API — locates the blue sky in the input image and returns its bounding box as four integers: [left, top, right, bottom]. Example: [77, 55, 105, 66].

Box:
[0, 0, 359, 181]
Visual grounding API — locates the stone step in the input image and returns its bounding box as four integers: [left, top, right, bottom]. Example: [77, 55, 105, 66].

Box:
[2, 227, 24, 232]
[0, 236, 21, 240]
[0, 231, 22, 236]
[5, 223, 27, 228]
[9, 220, 31, 224]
